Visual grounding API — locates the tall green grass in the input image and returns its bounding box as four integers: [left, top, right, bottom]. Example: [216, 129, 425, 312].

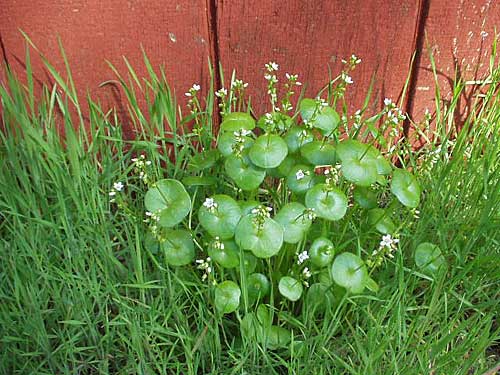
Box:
[0, 43, 498, 374]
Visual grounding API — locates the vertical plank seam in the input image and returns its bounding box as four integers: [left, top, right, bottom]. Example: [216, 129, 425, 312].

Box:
[207, 0, 222, 127]
[0, 32, 10, 69]
[403, 0, 431, 137]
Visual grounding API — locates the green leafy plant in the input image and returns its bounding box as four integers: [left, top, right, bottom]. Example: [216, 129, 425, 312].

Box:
[124, 59, 425, 347]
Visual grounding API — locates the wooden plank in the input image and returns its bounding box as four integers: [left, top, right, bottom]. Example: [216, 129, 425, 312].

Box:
[0, 0, 212, 136]
[407, 0, 500, 137]
[216, 0, 421, 116]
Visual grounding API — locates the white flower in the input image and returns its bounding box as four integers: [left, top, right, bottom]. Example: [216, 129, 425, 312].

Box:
[297, 251, 309, 265]
[203, 197, 217, 210]
[185, 92, 192, 97]
[384, 98, 392, 107]
[343, 75, 353, 84]
[351, 54, 362, 64]
[113, 182, 124, 191]
[192, 84, 201, 91]
[296, 169, 305, 180]
[109, 191, 116, 197]
[265, 61, 279, 71]
[303, 267, 312, 278]
[215, 88, 227, 97]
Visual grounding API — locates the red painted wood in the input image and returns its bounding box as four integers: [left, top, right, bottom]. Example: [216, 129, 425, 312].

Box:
[408, 0, 500, 133]
[0, 0, 212, 136]
[216, 0, 421, 116]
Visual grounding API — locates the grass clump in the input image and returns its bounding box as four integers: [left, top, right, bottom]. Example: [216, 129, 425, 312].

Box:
[0, 42, 499, 374]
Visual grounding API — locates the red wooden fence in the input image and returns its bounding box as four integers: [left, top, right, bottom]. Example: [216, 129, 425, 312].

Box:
[1, 0, 499, 131]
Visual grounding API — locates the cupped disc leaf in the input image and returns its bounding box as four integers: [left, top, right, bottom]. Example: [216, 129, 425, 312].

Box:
[300, 141, 336, 166]
[160, 230, 195, 266]
[284, 126, 314, 153]
[249, 134, 288, 169]
[314, 106, 341, 135]
[275, 202, 312, 244]
[415, 242, 446, 276]
[353, 186, 378, 209]
[220, 112, 255, 132]
[305, 184, 348, 221]
[331, 252, 369, 294]
[391, 168, 421, 208]
[242, 252, 258, 273]
[189, 149, 220, 171]
[225, 155, 266, 191]
[247, 273, 271, 302]
[267, 326, 292, 349]
[368, 208, 396, 234]
[286, 164, 315, 194]
[198, 195, 242, 239]
[235, 215, 284, 258]
[375, 154, 392, 175]
[144, 179, 191, 228]
[309, 237, 335, 268]
[337, 140, 379, 186]
[279, 276, 303, 301]
[208, 240, 240, 268]
[215, 280, 241, 314]
[217, 131, 254, 157]
[271, 155, 297, 178]
[299, 98, 318, 122]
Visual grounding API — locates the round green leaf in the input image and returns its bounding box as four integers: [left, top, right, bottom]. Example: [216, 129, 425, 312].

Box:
[217, 131, 254, 157]
[331, 252, 368, 294]
[247, 273, 271, 302]
[275, 202, 312, 244]
[242, 252, 258, 273]
[415, 242, 446, 275]
[235, 215, 284, 258]
[353, 186, 378, 209]
[299, 98, 317, 122]
[337, 140, 379, 186]
[305, 184, 348, 221]
[391, 168, 421, 208]
[198, 195, 242, 239]
[267, 326, 291, 349]
[368, 208, 396, 234]
[279, 276, 303, 301]
[286, 164, 315, 194]
[144, 232, 160, 254]
[284, 126, 314, 153]
[309, 237, 335, 268]
[271, 155, 297, 178]
[314, 106, 340, 135]
[160, 230, 195, 266]
[225, 155, 266, 191]
[189, 149, 220, 171]
[220, 112, 255, 132]
[215, 280, 241, 314]
[144, 179, 191, 228]
[300, 141, 336, 166]
[208, 240, 240, 268]
[249, 134, 288, 169]
[375, 154, 392, 175]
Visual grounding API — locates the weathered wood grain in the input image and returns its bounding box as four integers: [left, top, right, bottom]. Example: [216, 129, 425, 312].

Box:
[0, 0, 212, 135]
[216, 0, 421, 116]
[407, 0, 500, 133]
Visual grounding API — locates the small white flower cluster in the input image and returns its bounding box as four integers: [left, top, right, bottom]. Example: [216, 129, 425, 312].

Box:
[212, 236, 225, 250]
[324, 165, 342, 185]
[285, 73, 302, 86]
[383, 98, 406, 131]
[297, 250, 309, 265]
[341, 72, 353, 85]
[145, 210, 161, 222]
[302, 266, 312, 287]
[231, 78, 249, 90]
[109, 181, 124, 202]
[132, 154, 152, 183]
[251, 205, 273, 227]
[215, 87, 228, 98]
[264, 62, 279, 108]
[367, 234, 399, 268]
[196, 257, 212, 282]
[203, 197, 218, 213]
[185, 83, 201, 97]
[263, 112, 275, 128]
[342, 54, 362, 65]
[295, 169, 306, 180]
